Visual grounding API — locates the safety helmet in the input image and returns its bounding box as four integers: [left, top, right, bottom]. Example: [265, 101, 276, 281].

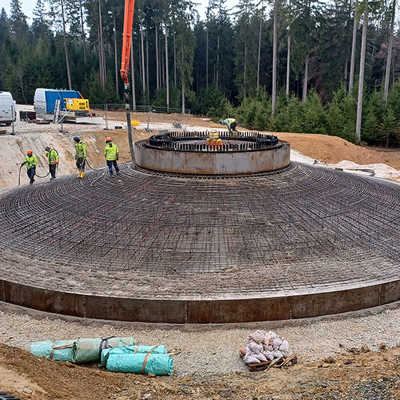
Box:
[27, 150, 32, 156]
[105, 137, 112, 143]
[73, 136, 80, 143]
[45, 146, 50, 152]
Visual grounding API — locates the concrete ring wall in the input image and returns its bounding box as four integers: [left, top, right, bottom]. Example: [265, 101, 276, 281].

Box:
[134, 141, 290, 175]
[1, 277, 400, 323]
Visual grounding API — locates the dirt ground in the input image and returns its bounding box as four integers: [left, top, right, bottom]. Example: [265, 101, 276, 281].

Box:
[0, 343, 399, 400]
[276, 131, 400, 170]
[93, 109, 221, 128]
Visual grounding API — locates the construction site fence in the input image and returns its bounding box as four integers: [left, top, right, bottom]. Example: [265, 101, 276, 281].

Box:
[91, 104, 191, 114]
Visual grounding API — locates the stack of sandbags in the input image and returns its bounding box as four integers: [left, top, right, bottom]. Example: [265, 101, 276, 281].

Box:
[243, 330, 290, 364]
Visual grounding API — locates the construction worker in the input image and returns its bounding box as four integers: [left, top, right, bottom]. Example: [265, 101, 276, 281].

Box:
[45, 146, 59, 180]
[21, 150, 38, 185]
[73, 136, 87, 179]
[219, 118, 237, 134]
[104, 137, 120, 176]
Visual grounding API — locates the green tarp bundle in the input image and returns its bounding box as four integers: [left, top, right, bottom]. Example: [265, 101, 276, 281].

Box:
[106, 353, 173, 376]
[100, 345, 167, 366]
[30, 340, 74, 362]
[72, 336, 135, 364]
[30, 336, 135, 364]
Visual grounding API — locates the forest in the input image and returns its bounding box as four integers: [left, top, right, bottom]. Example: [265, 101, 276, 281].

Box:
[0, 0, 400, 145]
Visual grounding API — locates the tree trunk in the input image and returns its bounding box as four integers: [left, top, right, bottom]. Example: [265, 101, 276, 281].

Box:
[79, 0, 87, 64]
[161, 42, 164, 87]
[61, 0, 72, 89]
[98, 0, 106, 89]
[206, 28, 209, 89]
[181, 44, 185, 114]
[302, 53, 309, 103]
[355, 5, 368, 144]
[286, 31, 291, 96]
[384, 0, 396, 104]
[272, 0, 278, 113]
[174, 32, 177, 87]
[392, 56, 395, 86]
[165, 26, 169, 112]
[146, 30, 149, 103]
[349, 0, 358, 94]
[216, 35, 220, 89]
[243, 43, 247, 98]
[140, 28, 145, 97]
[155, 24, 159, 90]
[113, 14, 119, 99]
[257, 16, 262, 92]
[130, 38, 136, 111]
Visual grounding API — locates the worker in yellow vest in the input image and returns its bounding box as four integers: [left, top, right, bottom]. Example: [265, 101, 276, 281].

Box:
[45, 146, 59, 180]
[219, 118, 237, 134]
[73, 136, 87, 179]
[21, 150, 38, 185]
[104, 137, 120, 176]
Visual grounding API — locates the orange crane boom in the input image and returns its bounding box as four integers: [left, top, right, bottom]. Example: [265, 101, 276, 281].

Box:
[120, 0, 136, 161]
[120, 0, 135, 85]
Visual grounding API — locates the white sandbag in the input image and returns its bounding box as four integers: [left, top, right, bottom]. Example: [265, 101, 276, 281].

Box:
[255, 352, 267, 362]
[279, 340, 290, 357]
[248, 330, 265, 344]
[272, 338, 283, 350]
[263, 351, 274, 361]
[273, 350, 283, 359]
[244, 354, 260, 364]
[248, 342, 263, 354]
[267, 331, 277, 339]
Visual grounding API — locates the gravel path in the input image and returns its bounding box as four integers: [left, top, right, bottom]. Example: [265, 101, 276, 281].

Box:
[0, 301, 399, 378]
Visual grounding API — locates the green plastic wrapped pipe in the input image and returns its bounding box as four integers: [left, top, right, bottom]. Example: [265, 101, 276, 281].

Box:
[72, 336, 135, 364]
[30, 340, 74, 362]
[106, 353, 173, 376]
[100, 345, 167, 366]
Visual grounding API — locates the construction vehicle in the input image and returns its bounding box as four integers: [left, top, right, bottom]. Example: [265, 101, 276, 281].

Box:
[34, 88, 90, 123]
[0, 91, 16, 126]
[120, 0, 136, 160]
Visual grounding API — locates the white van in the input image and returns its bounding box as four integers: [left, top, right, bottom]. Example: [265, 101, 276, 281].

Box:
[0, 92, 16, 126]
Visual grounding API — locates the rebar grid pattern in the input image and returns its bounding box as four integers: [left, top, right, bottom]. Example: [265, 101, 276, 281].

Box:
[0, 162, 399, 299]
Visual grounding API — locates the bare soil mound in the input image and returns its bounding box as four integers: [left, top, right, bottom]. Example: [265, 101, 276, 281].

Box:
[277, 132, 400, 170]
[0, 344, 399, 400]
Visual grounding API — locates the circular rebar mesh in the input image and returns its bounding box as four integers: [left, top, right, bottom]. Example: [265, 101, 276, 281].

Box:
[0, 162, 399, 299]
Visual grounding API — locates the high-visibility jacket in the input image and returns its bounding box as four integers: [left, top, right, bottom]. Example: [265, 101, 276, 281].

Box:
[225, 118, 236, 127]
[104, 143, 119, 161]
[24, 155, 38, 169]
[75, 141, 87, 159]
[45, 149, 59, 165]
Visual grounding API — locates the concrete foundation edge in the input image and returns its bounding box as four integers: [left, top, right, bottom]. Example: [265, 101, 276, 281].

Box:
[0, 278, 399, 323]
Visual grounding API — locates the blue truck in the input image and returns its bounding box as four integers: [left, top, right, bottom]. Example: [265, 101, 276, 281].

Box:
[33, 88, 89, 121]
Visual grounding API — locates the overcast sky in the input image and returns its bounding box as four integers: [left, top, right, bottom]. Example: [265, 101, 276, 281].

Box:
[4, 0, 238, 23]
